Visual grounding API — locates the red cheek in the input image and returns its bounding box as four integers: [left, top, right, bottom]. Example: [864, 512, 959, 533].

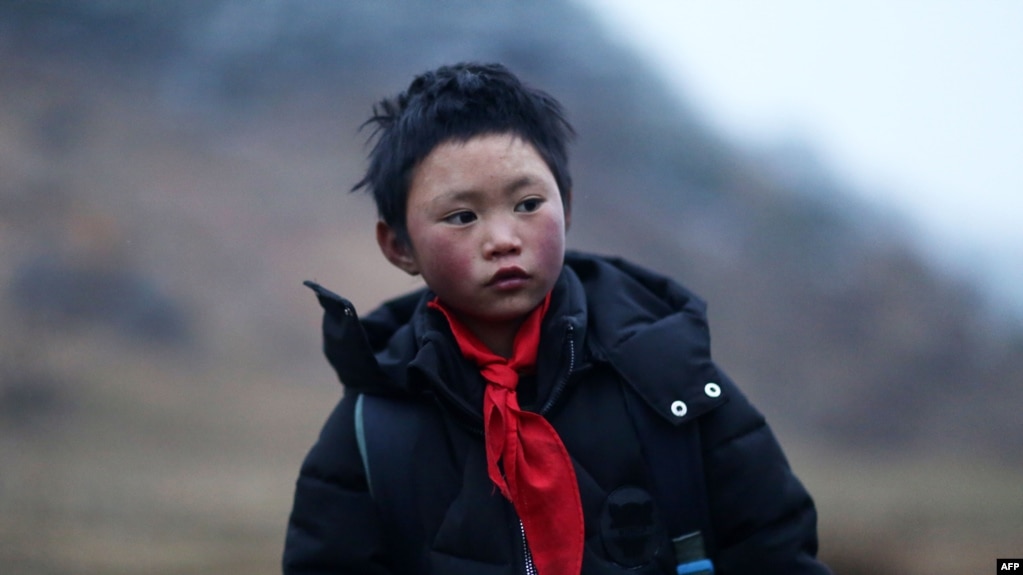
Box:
[420, 234, 475, 282]
[532, 216, 566, 267]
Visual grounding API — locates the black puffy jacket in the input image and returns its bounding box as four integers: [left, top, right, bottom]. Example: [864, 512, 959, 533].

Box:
[284, 251, 830, 574]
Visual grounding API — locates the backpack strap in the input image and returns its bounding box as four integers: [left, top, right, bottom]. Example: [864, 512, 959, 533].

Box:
[622, 387, 715, 575]
[354, 393, 426, 564]
[353, 393, 374, 497]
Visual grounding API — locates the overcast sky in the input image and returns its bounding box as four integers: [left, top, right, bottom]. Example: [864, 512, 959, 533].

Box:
[577, 0, 1022, 317]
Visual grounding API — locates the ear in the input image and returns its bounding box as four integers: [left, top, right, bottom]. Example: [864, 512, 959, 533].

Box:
[376, 221, 420, 275]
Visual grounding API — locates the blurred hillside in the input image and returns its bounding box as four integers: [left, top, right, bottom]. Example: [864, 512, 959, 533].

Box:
[2, 2, 1021, 574]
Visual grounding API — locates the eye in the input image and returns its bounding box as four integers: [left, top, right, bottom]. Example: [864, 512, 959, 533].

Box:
[515, 197, 544, 213]
[443, 210, 477, 225]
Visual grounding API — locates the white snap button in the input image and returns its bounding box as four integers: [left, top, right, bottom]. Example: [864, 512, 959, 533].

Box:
[704, 382, 721, 398]
[670, 400, 688, 418]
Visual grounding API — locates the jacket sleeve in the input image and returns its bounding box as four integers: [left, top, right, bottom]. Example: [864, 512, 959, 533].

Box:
[283, 393, 392, 575]
[700, 369, 832, 575]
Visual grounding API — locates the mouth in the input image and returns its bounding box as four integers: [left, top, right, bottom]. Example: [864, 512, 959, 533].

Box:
[487, 266, 531, 288]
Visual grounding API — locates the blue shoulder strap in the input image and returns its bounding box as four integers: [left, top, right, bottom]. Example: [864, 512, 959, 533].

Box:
[354, 393, 425, 560]
[621, 387, 715, 575]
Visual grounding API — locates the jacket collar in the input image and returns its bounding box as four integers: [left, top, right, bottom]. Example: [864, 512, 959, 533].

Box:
[305, 265, 588, 412]
[307, 251, 728, 422]
[406, 267, 589, 419]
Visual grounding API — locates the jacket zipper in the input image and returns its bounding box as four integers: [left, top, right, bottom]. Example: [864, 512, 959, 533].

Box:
[540, 323, 576, 415]
[518, 322, 576, 575]
[520, 519, 537, 575]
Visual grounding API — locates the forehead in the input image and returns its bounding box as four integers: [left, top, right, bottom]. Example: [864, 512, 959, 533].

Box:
[410, 134, 553, 197]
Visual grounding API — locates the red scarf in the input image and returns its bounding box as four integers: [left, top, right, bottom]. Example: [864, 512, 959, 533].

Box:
[428, 294, 584, 575]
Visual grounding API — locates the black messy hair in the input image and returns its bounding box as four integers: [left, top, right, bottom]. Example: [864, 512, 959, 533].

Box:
[353, 62, 575, 245]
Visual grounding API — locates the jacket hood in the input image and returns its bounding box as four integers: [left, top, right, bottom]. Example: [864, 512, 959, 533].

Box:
[564, 252, 726, 425]
[303, 279, 425, 397]
[306, 251, 726, 423]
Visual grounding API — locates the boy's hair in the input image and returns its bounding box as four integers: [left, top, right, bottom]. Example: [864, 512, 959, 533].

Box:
[353, 62, 575, 245]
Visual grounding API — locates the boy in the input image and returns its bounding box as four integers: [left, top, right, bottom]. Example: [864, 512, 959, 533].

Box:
[284, 62, 830, 575]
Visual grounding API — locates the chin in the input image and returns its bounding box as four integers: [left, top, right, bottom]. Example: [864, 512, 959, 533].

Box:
[490, 298, 546, 323]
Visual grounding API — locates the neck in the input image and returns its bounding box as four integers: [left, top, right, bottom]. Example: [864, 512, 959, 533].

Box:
[456, 313, 524, 359]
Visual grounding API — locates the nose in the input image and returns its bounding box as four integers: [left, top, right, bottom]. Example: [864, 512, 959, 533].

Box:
[483, 216, 522, 259]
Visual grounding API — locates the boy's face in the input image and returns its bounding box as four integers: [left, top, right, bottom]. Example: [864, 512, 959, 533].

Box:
[378, 133, 566, 330]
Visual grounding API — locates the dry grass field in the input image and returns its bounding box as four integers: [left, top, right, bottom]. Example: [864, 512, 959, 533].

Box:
[3, 331, 1020, 574]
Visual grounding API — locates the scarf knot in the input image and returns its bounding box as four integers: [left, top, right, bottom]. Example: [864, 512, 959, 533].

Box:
[480, 363, 517, 389]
